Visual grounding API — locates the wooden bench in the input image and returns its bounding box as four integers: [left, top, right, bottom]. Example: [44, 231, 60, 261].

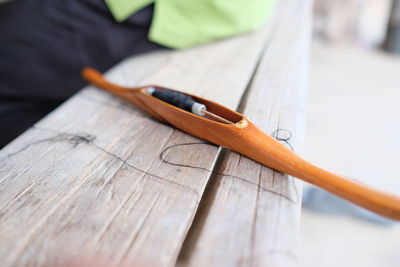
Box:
[0, 0, 311, 266]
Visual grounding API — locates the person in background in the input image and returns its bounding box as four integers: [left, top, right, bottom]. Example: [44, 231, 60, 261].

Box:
[0, 0, 275, 148]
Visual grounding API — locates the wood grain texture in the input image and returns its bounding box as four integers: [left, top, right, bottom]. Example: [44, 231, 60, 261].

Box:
[0, 16, 273, 267]
[178, 0, 311, 266]
[85, 47, 400, 222]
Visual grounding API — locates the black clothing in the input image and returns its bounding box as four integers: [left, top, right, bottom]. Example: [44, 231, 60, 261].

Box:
[0, 0, 162, 147]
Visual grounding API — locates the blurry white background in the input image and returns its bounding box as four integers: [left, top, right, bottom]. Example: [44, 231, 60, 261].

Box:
[301, 0, 400, 266]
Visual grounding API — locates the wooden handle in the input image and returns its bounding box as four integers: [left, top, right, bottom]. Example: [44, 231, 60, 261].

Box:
[82, 68, 131, 93]
[237, 123, 400, 220]
[82, 68, 167, 121]
[296, 161, 400, 220]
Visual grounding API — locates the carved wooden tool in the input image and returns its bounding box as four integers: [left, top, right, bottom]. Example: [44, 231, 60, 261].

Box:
[83, 67, 400, 220]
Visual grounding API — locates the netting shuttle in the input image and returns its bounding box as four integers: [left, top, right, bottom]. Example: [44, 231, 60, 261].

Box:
[82, 67, 400, 220]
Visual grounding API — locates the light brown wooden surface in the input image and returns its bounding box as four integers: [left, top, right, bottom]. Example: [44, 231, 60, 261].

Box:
[0, 0, 311, 266]
[0, 21, 271, 267]
[179, 1, 311, 266]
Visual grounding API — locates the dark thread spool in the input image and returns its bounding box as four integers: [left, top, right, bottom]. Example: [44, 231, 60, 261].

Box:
[149, 88, 232, 124]
[152, 90, 195, 112]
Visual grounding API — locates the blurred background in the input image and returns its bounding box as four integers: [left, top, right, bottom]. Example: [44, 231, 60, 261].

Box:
[301, 0, 400, 266]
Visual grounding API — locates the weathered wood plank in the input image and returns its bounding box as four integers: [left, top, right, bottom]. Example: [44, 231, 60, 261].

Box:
[0, 18, 273, 267]
[178, 0, 311, 266]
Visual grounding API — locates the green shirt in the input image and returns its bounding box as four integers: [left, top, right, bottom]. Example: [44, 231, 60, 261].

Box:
[105, 0, 276, 49]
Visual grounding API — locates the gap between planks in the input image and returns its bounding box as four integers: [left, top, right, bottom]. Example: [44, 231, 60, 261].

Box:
[177, 0, 311, 266]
